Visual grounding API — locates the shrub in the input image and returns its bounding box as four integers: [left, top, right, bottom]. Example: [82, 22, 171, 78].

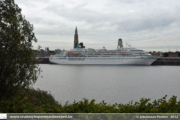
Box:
[0, 88, 180, 113]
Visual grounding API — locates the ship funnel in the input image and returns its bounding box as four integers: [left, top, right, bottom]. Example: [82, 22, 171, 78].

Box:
[118, 38, 123, 48]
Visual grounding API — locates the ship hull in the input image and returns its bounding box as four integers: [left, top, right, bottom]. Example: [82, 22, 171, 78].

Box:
[49, 57, 157, 65]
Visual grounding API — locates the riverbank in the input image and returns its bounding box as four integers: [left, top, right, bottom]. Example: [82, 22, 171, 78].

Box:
[38, 57, 180, 65]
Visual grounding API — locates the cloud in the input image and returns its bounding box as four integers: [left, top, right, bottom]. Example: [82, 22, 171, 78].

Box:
[14, 0, 180, 51]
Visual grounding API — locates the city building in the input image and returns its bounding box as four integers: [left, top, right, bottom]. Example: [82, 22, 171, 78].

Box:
[169, 52, 178, 57]
[149, 51, 163, 57]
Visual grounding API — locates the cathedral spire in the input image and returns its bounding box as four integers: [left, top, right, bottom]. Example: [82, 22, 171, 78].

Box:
[75, 27, 78, 34]
[74, 27, 79, 48]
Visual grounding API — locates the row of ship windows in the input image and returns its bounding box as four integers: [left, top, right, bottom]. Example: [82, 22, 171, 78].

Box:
[68, 58, 136, 60]
[92, 50, 142, 52]
[51, 57, 138, 60]
[71, 51, 142, 54]
[82, 54, 127, 56]
[67, 55, 124, 57]
[68, 54, 144, 56]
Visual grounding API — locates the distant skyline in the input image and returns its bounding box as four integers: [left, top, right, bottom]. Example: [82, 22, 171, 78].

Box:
[15, 0, 180, 52]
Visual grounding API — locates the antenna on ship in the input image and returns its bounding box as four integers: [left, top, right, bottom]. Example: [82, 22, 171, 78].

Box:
[127, 43, 131, 47]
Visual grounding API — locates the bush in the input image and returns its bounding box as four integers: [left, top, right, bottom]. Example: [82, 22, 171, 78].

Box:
[0, 88, 180, 113]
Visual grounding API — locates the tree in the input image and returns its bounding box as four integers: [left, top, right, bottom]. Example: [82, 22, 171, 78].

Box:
[0, 0, 40, 100]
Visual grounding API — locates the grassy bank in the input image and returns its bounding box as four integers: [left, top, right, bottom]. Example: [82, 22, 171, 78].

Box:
[0, 88, 179, 113]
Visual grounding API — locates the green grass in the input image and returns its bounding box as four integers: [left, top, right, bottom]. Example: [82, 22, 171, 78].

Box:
[0, 88, 180, 113]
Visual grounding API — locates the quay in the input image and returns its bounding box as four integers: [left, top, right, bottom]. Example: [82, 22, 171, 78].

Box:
[152, 57, 180, 65]
[37, 57, 180, 65]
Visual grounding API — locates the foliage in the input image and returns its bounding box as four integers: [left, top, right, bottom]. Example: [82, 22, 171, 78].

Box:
[0, 88, 60, 113]
[0, 88, 179, 113]
[163, 52, 169, 57]
[0, 0, 40, 100]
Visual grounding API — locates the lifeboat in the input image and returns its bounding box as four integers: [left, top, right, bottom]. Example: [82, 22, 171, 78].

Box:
[122, 52, 127, 54]
[67, 52, 72, 54]
[72, 52, 80, 55]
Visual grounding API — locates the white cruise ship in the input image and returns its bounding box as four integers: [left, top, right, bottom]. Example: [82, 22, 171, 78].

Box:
[49, 39, 159, 65]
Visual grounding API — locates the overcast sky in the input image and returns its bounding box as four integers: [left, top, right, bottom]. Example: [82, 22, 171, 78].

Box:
[15, 0, 180, 52]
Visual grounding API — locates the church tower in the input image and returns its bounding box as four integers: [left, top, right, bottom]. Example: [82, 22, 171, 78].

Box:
[74, 27, 79, 48]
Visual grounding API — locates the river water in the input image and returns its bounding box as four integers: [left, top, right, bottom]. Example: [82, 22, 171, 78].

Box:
[33, 64, 180, 105]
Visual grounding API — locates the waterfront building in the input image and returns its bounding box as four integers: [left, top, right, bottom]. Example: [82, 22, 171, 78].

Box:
[149, 51, 163, 57]
[169, 53, 178, 57]
[48, 51, 55, 57]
